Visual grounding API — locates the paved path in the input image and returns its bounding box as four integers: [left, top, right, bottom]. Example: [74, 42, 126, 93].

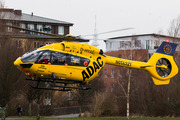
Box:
[6, 114, 80, 119]
[44, 114, 80, 118]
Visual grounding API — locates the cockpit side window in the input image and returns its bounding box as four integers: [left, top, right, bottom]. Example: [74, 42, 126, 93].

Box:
[51, 52, 66, 65]
[21, 50, 44, 63]
[37, 51, 51, 64]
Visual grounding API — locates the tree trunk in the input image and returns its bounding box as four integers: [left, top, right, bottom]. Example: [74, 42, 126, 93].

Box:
[127, 96, 129, 120]
[127, 69, 131, 120]
[79, 104, 82, 117]
[28, 101, 31, 116]
[37, 103, 40, 120]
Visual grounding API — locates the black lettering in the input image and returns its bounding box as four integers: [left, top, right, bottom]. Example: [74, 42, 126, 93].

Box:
[93, 62, 99, 72]
[116, 60, 132, 66]
[81, 70, 89, 81]
[97, 57, 103, 67]
[87, 66, 94, 76]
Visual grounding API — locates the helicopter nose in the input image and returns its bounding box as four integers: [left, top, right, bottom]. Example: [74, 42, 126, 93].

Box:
[14, 57, 21, 66]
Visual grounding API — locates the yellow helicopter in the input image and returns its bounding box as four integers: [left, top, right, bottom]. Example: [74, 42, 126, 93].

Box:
[11, 25, 178, 91]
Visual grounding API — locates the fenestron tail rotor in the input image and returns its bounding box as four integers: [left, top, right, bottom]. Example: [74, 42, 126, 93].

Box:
[156, 58, 172, 77]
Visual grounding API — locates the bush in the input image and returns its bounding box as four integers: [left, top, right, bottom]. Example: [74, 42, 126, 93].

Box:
[90, 92, 118, 117]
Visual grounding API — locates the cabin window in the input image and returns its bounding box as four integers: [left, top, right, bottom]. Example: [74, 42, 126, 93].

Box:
[37, 51, 51, 64]
[50, 52, 90, 66]
[69, 55, 90, 66]
[51, 52, 66, 65]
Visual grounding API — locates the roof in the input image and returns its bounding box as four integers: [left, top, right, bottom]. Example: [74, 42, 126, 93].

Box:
[105, 33, 180, 42]
[1, 11, 73, 25]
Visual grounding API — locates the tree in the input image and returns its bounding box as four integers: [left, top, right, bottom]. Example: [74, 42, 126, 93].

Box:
[113, 36, 147, 119]
[72, 74, 104, 117]
[0, 1, 23, 111]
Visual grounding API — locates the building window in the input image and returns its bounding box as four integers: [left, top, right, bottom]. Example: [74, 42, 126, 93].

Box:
[28, 24, 34, 30]
[44, 25, 51, 33]
[135, 40, 141, 47]
[119, 41, 123, 48]
[146, 40, 151, 49]
[111, 69, 114, 78]
[45, 92, 51, 105]
[111, 83, 114, 92]
[37, 25, 43, 31]
[105, 83, 107, 92]
[20, 23, 25, 32]
[124, 41, 131, 48]
[119, 69, 122, 78]
[67, 92, 73, 100]
[16, 40, 22, 48]
[58, 26, 64, 35]
[34, 41, 40, 49]
[46, 42, 51, 45]
[119, 55, 122, 58]
[110, 42, 113, 49]
[129, 54, 133, 60]
[28, 24, 34, 34]
[106, 43, 108, 50]
[105, 69, 107, 78]
[7, 23, 12, 32]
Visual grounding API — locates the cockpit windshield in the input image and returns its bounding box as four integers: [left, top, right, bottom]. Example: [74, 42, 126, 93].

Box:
[21, 49, 47, 63]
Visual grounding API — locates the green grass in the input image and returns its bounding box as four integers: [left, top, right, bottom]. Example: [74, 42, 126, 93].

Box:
[5, 117, 180, 120]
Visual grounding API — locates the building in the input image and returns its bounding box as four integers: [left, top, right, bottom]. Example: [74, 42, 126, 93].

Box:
[0, 8, 73, 49]
[103, 33, 180, 92]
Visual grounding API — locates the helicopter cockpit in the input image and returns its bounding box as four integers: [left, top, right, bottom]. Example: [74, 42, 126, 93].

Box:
[20, 49, 90, 68]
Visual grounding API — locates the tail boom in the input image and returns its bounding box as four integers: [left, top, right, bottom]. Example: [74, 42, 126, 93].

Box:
[105, 41, 178, 85]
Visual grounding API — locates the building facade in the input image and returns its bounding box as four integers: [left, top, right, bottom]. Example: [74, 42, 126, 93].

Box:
[0, 8, 73, 50]
[103, 33, 180, 92]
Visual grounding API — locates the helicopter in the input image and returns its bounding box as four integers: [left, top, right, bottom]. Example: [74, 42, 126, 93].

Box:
[11, 25, 178, 91]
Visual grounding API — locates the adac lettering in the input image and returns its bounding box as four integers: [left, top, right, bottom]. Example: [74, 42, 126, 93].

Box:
[80, 48, 95, 54]
[82, 57, 103, 81]
[116, 60, 131, 66]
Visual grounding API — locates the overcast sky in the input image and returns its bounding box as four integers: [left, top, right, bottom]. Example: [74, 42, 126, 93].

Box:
[4, 0, 180, 51]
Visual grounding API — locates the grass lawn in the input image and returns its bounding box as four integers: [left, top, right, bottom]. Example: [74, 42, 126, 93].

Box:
[5, 117, 180, 120]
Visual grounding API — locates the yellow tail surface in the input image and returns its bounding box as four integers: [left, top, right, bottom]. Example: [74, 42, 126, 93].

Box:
[105, 41, 178, 85]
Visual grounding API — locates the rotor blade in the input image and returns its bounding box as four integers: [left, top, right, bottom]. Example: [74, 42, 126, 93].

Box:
[6, 25, 64, 38]
[6, 25, 89, 42]
[82, 27, 134, 37]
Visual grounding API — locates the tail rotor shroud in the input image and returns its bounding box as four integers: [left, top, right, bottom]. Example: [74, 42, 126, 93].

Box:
[156, 58, 172, 77]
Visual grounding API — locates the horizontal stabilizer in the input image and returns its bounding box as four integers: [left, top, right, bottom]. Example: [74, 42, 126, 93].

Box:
[152, 77, 170, 85]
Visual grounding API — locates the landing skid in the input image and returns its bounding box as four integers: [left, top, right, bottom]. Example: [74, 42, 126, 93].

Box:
[26, 75, 91, 91]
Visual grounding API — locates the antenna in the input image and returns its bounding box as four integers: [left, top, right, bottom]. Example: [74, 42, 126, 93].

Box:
[91, 15, 99, 47]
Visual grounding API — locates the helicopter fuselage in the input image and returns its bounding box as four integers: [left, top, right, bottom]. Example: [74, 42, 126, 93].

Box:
[14, 42, 106, 84]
